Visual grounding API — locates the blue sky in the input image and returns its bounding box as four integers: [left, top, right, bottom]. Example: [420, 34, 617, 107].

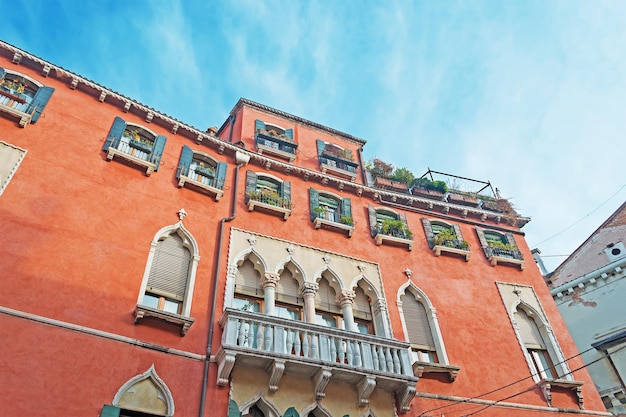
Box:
[3, 0, 626, 272]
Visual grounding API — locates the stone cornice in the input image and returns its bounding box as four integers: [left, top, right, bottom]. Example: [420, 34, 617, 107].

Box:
[551, 258, 626, 298]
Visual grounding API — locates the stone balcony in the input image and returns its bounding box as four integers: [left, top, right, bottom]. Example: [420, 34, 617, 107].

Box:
[216, 308, 418, 413]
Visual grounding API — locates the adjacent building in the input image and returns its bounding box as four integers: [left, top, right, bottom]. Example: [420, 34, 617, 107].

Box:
[547, 202, 626, 415]
[0, 40, 611, 417]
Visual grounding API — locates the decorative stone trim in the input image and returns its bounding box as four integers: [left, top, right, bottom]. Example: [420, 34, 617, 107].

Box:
[247, 199, 291, 220]
[313, 217, 354, 237]
[375, 233, 414, 251]
[133, 304, 195, 336]
[177, 173, 224, 201]
[539, 379, 584, 409]
[412, 361, 461, 381]
[106, 146, 157, 176]
[433, 244, 470, 261]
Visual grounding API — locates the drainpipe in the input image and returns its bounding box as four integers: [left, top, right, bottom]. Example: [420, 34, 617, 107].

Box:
[227, 114, 236, 143]
[198, 144, 248, 417]
[357, 147, 367, 185]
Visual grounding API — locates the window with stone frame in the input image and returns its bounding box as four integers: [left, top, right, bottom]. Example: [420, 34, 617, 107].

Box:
[0, 67, 54, 127]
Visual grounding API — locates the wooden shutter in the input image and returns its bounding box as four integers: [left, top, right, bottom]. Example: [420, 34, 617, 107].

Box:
[315, 278, 340, 313]
[453, 223, 464, 241]
[28, 86, 55, 123]
[151, 135, 167, 171]
[476, 227, 489, 247]
[421, 218, 434, 248]
[316, 139, 325, 156]
[245, 170, 257, 197]
[146, 233, 190, 300]
[402, 293, 435, 349]
[505, 232, 517, 247]
[283, 407, 299, 417]
[309, 187, 320, 221]
[516, 308, 545, 348]
[281, 180, 291, 202]
[276, 270, 301, 304]
[368, 205, 378, 237]
[353, 287, 372, 320]
[0, 67, 5, 80]
[255, 119, 266, 132]
[228, 400, 242, 417]
[100, 405, 121, 417]
[215, 161, 227, 189]
[284, 128, 294, 140]
[341, 197, 352, 218]
[176, 145, 193, 179]
[235, 259, 262, 296]
[103, 117, 126, 152]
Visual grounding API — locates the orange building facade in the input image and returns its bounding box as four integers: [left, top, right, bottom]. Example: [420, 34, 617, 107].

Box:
[0, 41, 611, 417]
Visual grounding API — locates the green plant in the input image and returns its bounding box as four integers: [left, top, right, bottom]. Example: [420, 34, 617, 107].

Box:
[391, 167, 415, 186]
[340, 215, 353, 226]
[247, 189, 292, 209]
[488, 240, 517, 251]
[313, 206, 326, 217]
[380, 219, 412, 238]
[0, 78, 28, 94]
[433, 229, 457, 245]
[366, 158, 394, 179]
[411, 177, 448, 194]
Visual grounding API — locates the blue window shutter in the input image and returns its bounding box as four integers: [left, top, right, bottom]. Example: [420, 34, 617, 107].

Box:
[245, 170, 257, 198]
[284, 407, 300, 417]
[368, 205, 378, 237]
[0, 67, 5, 80]
[215, 161, 227, 189]
[177, 145, 193, 179]
[228, 400, 242, 417]
[151, 135, 167, 171]
[100, 405, 121, 417]
[282, 180, 291, 202]
[29, 86, 55, 123]
[103, 117, 126, 152]
[309, 187, 320, 221]
[255, 119, 265, 132]
[341, 197, 352, 218]
[316, 139, 325, 156]
[284, 128, 294, 140]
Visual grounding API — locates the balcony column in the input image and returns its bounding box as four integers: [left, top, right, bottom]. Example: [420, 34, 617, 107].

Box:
[337, 290, 357, 331]
[301, 282, 319, 324]
[262, 272, 280, 316]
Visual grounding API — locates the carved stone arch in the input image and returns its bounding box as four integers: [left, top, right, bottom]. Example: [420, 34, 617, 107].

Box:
[301, 402, 332, 417]
[430, 218, 453, 228]
[125, 122, 159, 139]
[511, 299, 548, 327]
[3, 68, 44, 88]
[396, 280, 451, 365]
[349, 274, 381, 301]
[318, 189, 343, 202]
[275, 256, 307, 287]
[153, 221, 199, 256]
[314, 266, 344, 291]
[238, 391, 281, 417]
[376, 206, 401, 218]
[112, 365, 174, 417]
[191, 149, 220, 165]
[257, 171, 285, 184]
[233, 247, 268, 277]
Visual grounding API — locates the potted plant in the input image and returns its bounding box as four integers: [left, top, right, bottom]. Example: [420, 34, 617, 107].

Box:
[411, 178, 448, 200]
[313, 206, 326, 219]
[195, 162, 215, 178]
[447, 192, 479, 207]
[340, 215, 353, 226]
[380, 219, 412, 239]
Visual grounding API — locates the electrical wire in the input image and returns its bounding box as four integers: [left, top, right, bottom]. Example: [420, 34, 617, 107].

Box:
[531, 184, 626, 247]
[455, 344, 626, 417]
[416, 346, 597, 417]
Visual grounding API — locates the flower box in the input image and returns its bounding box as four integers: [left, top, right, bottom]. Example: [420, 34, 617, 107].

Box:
[195, 165, 215, 178]
[128, 139, 153, 153]
[411, 186, 445, 200]
[374, 177, 409, 193]
[447, 193, 479, 207]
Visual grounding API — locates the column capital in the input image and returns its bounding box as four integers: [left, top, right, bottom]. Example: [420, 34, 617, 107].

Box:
[336, 290, 356, 306]
[262, 272, 280, 289]
[301, 282, 319, 295]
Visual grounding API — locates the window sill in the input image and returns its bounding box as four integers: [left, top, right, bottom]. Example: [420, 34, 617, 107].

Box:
[178, 174, 224, 201]
[320, 162, 357, 181]
[247, 199, 291, 220]
[313, 217, 354, 237]
[412, 361, 461, 382]
[134, 304, 194, 336]
[488, 254, 524, 270]
[0, 101, 32, 127]
[256, 142, 296, 163]
[106, 147, 156, 176]
[375, 233, 413, 250]
[538, 379, 584, 409]
[433, 245, 470, 261]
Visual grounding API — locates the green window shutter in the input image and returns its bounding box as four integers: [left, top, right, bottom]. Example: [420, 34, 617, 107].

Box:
[284, 406, 300, 417]
[151, 135, 167, 171]
[177, 145, 193, 179]
[100, 405, 121, 417]
[316, 139, 325, 156]
[368, 205, 378, 237]
[245, 170, 258, 198]
[281, 180, 291, 202]
[453, 224, 464, 242]
[103, 116, 126, 152]
[29, 86, 55, 123]
[255, 119, 266, 132]
[421, 218, 434, 248]
[215, 161, 227, 190]
[505, 232, 517, 248]
[228, 400, 242, 417]
[341, 197, 352, 218]
[309, 187, 320, 221]
[284, 128, 294, 140]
